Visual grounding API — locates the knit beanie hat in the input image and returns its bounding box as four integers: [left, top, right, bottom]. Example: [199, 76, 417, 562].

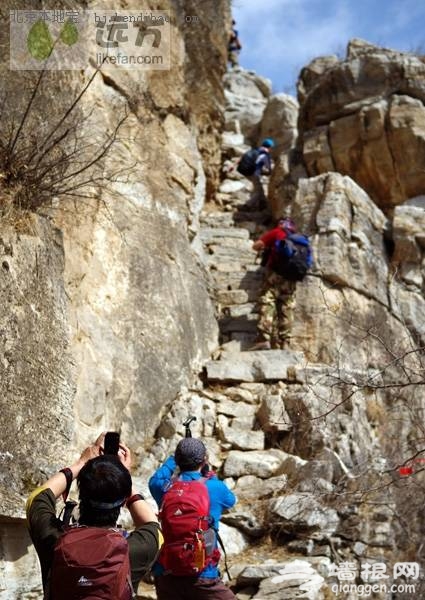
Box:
[175, 438, 207, 471]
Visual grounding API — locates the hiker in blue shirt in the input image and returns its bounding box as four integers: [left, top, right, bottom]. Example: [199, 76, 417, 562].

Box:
[249, 138, 274, 210]
[254, 140, 273, 177]
[149, 438, 237, 600]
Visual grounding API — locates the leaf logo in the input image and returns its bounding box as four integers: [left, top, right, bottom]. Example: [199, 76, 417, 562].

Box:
[27, 19, 79, 61]
[60, 21, 79, 46]
[27, 20, 53, 60]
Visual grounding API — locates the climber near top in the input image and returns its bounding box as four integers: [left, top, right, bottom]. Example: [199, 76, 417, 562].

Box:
[26, 433, 162, 599]
[251, 217, 313, 350]
[227, 19, 242, 68]
[237, 138, 275, 210]
[149, 436, 237, 600]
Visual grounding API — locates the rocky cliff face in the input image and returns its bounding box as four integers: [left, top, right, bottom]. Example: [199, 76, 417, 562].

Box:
[1, 0, 230, 595]
[299, 38, 425, 211]
[1, 8, 424, 599]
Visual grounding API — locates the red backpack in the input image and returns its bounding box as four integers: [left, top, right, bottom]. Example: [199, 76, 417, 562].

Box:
[158, 478, 220, 576]
[49, 526, 133, 599]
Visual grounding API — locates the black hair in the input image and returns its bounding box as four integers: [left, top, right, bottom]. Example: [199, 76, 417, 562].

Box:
[179, 459, 202, 472]
[77, 456, 132, 527]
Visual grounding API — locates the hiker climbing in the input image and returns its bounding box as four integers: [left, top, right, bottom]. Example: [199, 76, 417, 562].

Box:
[237, 138, 274, 210]
[227, 19, 241, 68]
[26, 433, 161, 599]
[251, 217, 313, 350]
[149, 435, 237, 599]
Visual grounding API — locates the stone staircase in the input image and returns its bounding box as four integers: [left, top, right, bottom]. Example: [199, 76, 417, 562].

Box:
[199, 158, 270, 351]
[197, 131, 308, 382]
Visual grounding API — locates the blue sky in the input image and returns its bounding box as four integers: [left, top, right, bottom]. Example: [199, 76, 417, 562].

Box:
[232, 0, 425, 95]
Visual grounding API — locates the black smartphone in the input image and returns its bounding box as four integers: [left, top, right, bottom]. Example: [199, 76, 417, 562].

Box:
[104, 431, 120, 455]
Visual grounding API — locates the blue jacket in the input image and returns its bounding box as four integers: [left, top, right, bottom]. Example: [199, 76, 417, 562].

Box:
[254, 148, 272, 177]
[149, 456, 236, 579]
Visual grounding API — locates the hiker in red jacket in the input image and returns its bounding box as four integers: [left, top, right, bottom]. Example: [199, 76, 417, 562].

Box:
[252, 217, 296, 349]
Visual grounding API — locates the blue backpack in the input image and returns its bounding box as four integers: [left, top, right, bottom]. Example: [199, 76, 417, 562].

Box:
[273, 234, 312, 281]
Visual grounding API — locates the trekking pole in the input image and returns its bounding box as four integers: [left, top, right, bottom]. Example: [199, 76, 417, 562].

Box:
[182, 416, 197, 438]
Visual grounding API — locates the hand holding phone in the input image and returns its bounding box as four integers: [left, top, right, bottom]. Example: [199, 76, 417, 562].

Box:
[103, 431, 120, 455]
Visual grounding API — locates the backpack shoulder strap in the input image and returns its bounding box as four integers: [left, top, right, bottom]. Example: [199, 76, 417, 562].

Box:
[199, 477, 231, 580]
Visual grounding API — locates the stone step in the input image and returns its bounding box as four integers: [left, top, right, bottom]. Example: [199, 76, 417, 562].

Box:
[208, 260, 244, 273]
[199, 210, 267, 231]
[221, 303, 257, 318]
[205, 237, 254, 250]
[213, 268, 263, 292]
[200, 212, 236, 228]
[219, 179, 249, 194]
[222, 332, 257, 350]
[216, 289, 250, 305]
[200, 227, 250, 243]
[231, 220, 265, 236]
[233, 210, 272, 224]
[217, 287, 259, 303]
[221, 131, 246, 149]
[205, 349, 305, 383]
[214, 285, 262, 300]
[207, 257, 257, 272]
[207, 245, 257, 263]
[219, 314, 259, 334]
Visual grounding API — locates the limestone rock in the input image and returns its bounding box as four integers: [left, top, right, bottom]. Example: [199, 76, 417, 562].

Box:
[224, 386, 256, 403]
[299, 40, 425, 208]
[259, 93, 299, 154]
[218, 522, 249, 555]
[155, 392, 217, 440]
[254, 559, 326, 599]
[222, 510, 266, 538]
[218, 414, 265, 451]
[392, 205, 425, 282]
[224, 68, 272, 100]
[224, 68, 271, 141]
[219, 179, 247, 194]
[216, 398, 257, 418]
[237, 558, 329, 600]
[269, 494, 339, 539]
[0, 218, 73, 518]
[257, 392, 293, 432]
[221, 131, 245, 150]
[224, 449, 290, 478]
[282, 173, 422, 366]
[298, 55, 339, 103]
[234, 474, 288, 499]
[237, 561, 293, 585]
[0, 522, 43, 599]
[205, 349, 305, 383]
[280, 454, 309, 482]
